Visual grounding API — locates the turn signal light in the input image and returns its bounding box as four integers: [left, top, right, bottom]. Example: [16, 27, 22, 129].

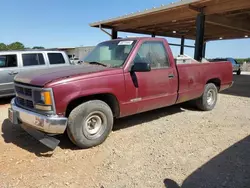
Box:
[41, 91, 52, 105]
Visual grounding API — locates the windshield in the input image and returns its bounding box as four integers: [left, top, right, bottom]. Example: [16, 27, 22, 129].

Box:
[83, 40, 136, 67]
[228, 58, 237, 65]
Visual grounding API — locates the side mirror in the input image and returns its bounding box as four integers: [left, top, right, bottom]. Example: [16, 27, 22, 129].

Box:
[131, 62, 151, 72]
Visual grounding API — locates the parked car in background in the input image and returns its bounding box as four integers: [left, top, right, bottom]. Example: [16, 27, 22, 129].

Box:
[70, 57, 80, 65]
[0, 50, 71, 98]
[212, 57, 241, 75]
[8, 37, 233, 150]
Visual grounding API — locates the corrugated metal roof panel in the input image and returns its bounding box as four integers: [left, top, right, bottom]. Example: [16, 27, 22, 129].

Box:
[90, 0, 201, 27]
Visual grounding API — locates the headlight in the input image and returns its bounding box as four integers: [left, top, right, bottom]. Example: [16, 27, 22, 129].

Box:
[34, 90, 53, 111]
[35, 104, 52, 111]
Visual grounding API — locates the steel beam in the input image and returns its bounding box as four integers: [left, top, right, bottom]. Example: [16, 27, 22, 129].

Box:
[180, 36, 185, 55]
[169, 43, 194, 48]
[112, 29, 118, 39]
[99, 25, 112, 38]
[194, 12, 205, 61]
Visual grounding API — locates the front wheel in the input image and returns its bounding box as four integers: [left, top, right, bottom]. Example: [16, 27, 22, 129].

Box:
[196, 83, 218, 111]
[237, 69, 241, 75]
[67, 100, 113, 149]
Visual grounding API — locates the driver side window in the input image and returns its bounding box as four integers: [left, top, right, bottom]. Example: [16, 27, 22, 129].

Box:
[0, 55, 17, 68]
[134, 41, 169, 69]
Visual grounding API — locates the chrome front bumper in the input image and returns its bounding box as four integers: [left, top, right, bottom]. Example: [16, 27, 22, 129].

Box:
[9, 98, 68, 134]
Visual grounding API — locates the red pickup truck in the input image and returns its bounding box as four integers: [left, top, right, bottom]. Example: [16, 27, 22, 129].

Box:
[8, 37, 233, 149]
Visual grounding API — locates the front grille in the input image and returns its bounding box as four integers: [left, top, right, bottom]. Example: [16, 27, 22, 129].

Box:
[14, 83, 55, 114]
[16, 97, 34, 109]
[15, 84, 34, 110]
[15, 86, 32, 97]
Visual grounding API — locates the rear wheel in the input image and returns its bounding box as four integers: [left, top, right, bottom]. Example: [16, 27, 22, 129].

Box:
[196, 83, 218, 111]
[67, 100, 113, 149]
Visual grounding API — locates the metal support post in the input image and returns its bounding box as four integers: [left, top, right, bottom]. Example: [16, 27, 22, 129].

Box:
[194, 12, 205, 61]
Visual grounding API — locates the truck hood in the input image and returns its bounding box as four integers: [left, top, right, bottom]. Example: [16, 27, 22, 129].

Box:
[14, 64, 111, 86]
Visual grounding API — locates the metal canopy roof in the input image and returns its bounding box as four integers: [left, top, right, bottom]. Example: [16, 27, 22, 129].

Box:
[90, 0, 250, 41]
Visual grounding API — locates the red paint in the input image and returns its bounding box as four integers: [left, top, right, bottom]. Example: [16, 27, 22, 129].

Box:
[26, 37, 232, 117]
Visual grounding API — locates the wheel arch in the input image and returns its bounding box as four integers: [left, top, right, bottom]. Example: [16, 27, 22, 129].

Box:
[206, 78, 221, 91]
[65, 93, 120, 118]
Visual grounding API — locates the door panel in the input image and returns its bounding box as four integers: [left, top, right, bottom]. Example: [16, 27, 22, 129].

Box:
[122, 68, 178, 116]
[135, 68, 178, 113]
[124, 40, 178, 114]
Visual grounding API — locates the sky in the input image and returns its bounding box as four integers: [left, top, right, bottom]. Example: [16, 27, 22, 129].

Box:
[1, 0, 249, 58]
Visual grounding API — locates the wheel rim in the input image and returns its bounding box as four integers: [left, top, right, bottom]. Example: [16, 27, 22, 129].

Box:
[83, 111, 106, 140]
[207, 89, 216, 106]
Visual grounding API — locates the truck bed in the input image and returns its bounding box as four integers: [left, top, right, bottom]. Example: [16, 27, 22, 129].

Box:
[176, 61, 233, 103]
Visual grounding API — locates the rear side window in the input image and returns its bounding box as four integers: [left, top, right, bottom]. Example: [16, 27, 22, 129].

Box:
[134, 41, 169, 68]
[0, 54, 18, 68]
[48, 53, 65, 64]
[22, 53, 45, 66]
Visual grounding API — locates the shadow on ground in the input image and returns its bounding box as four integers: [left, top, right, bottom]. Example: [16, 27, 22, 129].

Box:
[221, 74, 250, 98]
[164, 135, 250, 188]
[113, 103, 188, 131]
[1, 119, 54, 157]
[1, 103, 194, 156]
[0, 96, 13, 106]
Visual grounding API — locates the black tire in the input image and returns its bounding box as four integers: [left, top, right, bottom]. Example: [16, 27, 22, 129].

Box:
[237, 69, 241, 75]
[67, 127, 77, 145]
[196, 83, 218, 111]
[67, 100, 113, 149]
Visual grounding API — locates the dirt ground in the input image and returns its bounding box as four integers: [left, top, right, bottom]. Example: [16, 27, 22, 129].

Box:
[0, 73, 250, 188]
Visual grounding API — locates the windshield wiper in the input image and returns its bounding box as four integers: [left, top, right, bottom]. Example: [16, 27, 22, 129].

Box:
[87, 61, 107, 67]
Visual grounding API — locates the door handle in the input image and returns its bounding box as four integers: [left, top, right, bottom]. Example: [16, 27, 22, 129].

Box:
[8, 71, 18, 75]
[168, 74, 175, 79]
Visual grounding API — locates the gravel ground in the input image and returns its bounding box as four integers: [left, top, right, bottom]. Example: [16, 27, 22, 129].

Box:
[0, 73, 250, 188]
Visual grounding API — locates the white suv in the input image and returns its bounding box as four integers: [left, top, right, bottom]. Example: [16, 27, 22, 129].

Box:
[0, 50, 72, 98]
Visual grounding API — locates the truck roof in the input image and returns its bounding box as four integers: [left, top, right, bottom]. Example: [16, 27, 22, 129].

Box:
[102, 37, 165, 43]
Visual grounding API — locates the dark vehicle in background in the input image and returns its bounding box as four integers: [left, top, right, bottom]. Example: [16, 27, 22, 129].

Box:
[212, 57, 241, 75]
[8, 37, 233, 150]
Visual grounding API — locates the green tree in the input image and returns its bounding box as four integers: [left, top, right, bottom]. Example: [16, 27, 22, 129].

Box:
[32, 46, 45, 49]
[7, 42, 25, 50]
[0, 43, 7, 51]
[235, 58, 250, 63]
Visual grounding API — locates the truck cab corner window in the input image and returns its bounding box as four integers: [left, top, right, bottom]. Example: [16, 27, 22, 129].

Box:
[48, 53, 65, 65]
